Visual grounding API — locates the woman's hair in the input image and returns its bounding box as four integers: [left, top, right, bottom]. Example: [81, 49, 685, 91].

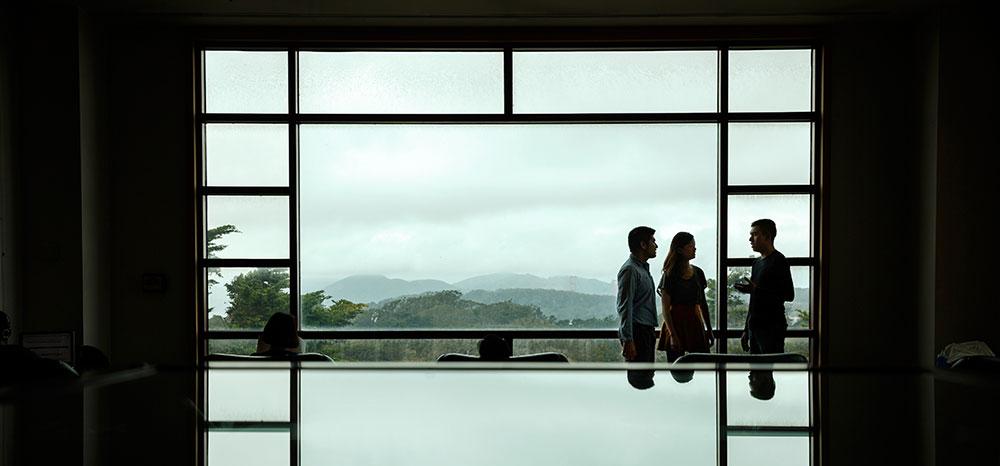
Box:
[259, 312, 299, 350]
[661, 231, 695, 278]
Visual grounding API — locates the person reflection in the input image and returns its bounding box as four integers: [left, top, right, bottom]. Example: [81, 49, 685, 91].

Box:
[617, 226, 659, 390]
[748, 370, 776, 400]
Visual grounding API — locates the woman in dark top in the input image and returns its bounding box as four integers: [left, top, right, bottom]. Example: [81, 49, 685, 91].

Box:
[657, 232, 714, 361]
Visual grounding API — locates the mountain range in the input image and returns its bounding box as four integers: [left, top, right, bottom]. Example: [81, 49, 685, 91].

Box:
[322, 273, 615, 304]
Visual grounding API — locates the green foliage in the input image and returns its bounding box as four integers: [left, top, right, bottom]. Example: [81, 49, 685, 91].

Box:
[353, 290, 558, 329]
[205, 224, 239, 314]
[208, 314, 229, 330]
[224, 268, 290, 329]
[206, 224, 240, 259]
[461, 288, 615, 320]
[301, 290, 367, 329]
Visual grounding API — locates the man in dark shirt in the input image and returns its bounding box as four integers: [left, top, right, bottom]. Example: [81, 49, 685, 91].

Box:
[617, 226, 658, 389]
[735, 219, 794, 354]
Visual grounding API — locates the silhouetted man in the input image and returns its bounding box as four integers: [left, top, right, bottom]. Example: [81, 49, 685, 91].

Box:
[736, 219, 794, 354]
[617, 226, 658, 388]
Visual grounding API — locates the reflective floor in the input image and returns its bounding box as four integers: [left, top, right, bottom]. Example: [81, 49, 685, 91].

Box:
[6, 362, 987, 466]
[205, 363, 813, 466]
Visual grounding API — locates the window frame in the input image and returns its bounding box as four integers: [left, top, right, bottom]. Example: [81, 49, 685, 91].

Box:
[196, 34, 825, 466]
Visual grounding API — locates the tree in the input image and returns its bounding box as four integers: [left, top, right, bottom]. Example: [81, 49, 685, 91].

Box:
[301, 290, 367, 328]
[224, 268, 290, 329]
[206, 224, 240, 259]
[206, 224, 240, 319]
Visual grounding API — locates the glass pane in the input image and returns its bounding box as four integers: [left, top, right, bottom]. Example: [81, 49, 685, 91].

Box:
[727, 370, 809, 426]
[513, 339, 616, 362]
[205, 51, 288, 114]
[207, 268, 291, 331]
[208, 365, 290, 421]
[513, 50, 718, 113]
[208, 339, 257, 354]
[729, 123, 812, 185]
[727, 195, 810, 258]
[205, 124, 289, 186]
[306, 339, 480, 362]
[298, 52, 503, 114]
[724, 338, 810, 360]
[300, 124, 718, 330]
[208, 431, 289, 466]
[725, 266, 811, 330]
[301, 369, 717, 466]
[727, 436, 810, 466]
[729, 49, 812, 112]
[206, 196, 289, 259]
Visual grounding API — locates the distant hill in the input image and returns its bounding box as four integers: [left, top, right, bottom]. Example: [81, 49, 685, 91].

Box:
[454, 273, 614, 296]
[323, 275, 453, 303]
[323, 273, 615, 304]
[462, 288, 616, 320]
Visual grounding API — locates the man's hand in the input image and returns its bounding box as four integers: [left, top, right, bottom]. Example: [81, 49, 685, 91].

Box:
[706, 331, 715, 348]
[740, 331, 750, 352]
[622, 340, 638, 361]
[734, 278, 756, 294]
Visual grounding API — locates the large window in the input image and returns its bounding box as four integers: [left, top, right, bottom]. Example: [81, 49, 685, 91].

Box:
[199, 44, 820, 362]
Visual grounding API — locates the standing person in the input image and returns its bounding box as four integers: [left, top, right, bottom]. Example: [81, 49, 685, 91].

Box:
[735, 219, 794, 354]
[617, 226, 659, 389]
[657, 232, 714, 362]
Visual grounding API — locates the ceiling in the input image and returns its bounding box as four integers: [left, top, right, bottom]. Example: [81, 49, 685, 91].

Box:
[68, 0, 940, 26]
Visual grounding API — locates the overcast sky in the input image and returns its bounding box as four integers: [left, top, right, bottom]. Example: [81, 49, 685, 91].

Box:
[204, 49, 814, 298]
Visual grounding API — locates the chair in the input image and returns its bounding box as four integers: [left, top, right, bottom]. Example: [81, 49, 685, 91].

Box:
[436, 352, 569, 363]
[949, 355, 1000, 372]
[206, 352, 334, 363]
[673, 352, 807, 364]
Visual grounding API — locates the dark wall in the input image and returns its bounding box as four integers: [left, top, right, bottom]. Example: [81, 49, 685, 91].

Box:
[824, 17, 939, 370]
[105, 24, 197, 368]
[9, 5, 87, 343]
[935, 3, 998, 353]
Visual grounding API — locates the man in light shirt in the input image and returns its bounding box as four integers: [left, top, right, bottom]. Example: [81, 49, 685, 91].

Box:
[617, 226, 659, 389]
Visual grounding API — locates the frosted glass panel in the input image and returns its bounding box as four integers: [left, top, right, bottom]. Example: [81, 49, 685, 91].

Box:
[205, 51, 287, 113]
[728, 436, 810, 466]
[299, 52, 503, 114]
[208, 431, 289, 466]
[205, 124, 289, 186]
[727, 195, 810, 258]
[301, 370, 717, 466]
[729, 123, 812, 185]
[727, 370, 809, 426]
[729, 49, 812, 112]
[206, 196, 289, 259]
[514, 50, 718, 113]
[208, 366, 290, 421]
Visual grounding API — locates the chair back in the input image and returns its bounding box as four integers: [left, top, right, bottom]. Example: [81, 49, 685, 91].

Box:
[437, 352, 569, 363]
[674, 352, 807, 364]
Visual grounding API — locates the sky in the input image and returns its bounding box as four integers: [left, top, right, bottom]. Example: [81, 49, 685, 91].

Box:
[203, 49, 814, 301]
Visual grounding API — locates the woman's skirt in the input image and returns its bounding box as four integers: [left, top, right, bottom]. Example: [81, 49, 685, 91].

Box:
[657, 303, 709, 353]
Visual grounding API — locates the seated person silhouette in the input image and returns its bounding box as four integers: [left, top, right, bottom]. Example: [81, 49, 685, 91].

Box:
[478, 334, 512, 361]
[253, 313, 303, 356]
[75, 345, 111, 375]
[0, 311, 78, 385]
